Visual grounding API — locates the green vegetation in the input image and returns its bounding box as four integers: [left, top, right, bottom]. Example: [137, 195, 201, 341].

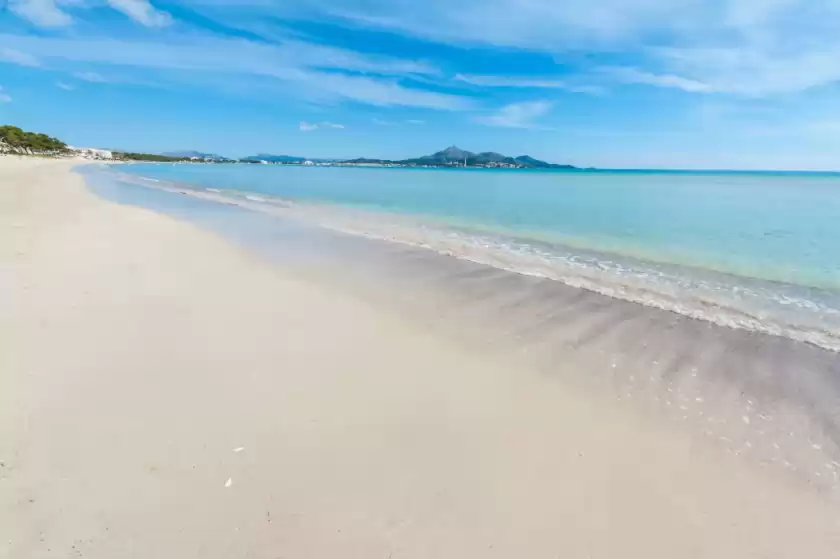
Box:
[113, 152, 190, 162]
[0, 125, 67, 153]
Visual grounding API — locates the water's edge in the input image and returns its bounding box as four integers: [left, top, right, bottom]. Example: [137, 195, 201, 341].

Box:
[81, 165, 840, 499]
[102, 166, 840, 353]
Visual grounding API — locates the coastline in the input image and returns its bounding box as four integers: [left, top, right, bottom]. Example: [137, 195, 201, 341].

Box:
[3, 156, 840, 557]
[102, 163, 840, 354]
[86, 165, 840, 488]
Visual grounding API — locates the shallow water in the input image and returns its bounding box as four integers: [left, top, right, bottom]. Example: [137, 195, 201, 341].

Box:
[112, 163, 840, 351]
[82, 165, 840, 495]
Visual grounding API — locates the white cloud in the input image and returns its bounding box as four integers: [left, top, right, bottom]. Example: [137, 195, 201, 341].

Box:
[292, 0, 692, 51]
[656, 46, 840, 96]
[455, 73, 602, 94]
[475, 100, 552, 128]
[0, 86, 11, 103]
[602, 67, 713, 93]
[9, 0, 173, 28]
[9, 0, 73, 27]
[107, 0, 172, 27]
[271, 0, 840, 97]
[74, 71, 108, 83]
[0, 33, 469, 110]
[0, 47, 41, 67]
[373, 118, 425, 126]
[300, 121, 345, 131]
[279, 39, 437, 77]
[56, 81, 75, 90]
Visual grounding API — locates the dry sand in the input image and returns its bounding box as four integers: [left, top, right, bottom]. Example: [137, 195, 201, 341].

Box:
[2, 155, 839, 558]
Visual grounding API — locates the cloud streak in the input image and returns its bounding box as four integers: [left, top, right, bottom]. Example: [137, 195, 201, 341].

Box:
[0, 47, 41, 67]
[300, 121, 346, 131]
[10, 0, 173, 28]
[455, 73, 602, 94]
[602, 67, 712, 93]
[74, 71, 108, 83]
[0, 32, 469, 110]
[9, 0, 73, 28]
[107, 0, 172, 27]
[270, 0, 840, 97]
[475, 100, 552, 128]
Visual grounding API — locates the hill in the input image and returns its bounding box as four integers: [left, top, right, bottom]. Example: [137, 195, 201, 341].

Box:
[344, 146, 577, 169]
[162, 150, 227, 160]
[0, 125, 67, 154]
[242, 154, 307, 163]
[401, 145, 475, 165]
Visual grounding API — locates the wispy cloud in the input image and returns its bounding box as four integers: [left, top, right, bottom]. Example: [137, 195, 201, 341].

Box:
[0, 47, 41, 67]
[74, 71, 108, 83]
[455, 73, 602, 94]
[276, 0, 840, 97]
[373, 117, 427, 125]
[0, 33, 469, 110]
[300, 121, 346, 131]
[475, 100, 552, 128]
[0, 86, 11, 103]
[107, 0, 172, 27]
[9, 0, 173, 28]
[56, 81, 75, 90]
[9, 0, 73, 28]
[602, 67, 712, 93]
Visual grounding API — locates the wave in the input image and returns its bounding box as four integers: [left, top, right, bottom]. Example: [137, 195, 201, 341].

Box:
[108, 170, 840, 353]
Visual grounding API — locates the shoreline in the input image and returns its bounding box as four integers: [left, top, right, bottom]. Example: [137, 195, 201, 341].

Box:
[4, 156, 840, 557]
[99, 166, 840, 353]
[86, 165, 840, 491]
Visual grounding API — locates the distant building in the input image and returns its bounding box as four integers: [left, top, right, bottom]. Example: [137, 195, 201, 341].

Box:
[303, 160, 314, 165]
[69, 146, 113, 160]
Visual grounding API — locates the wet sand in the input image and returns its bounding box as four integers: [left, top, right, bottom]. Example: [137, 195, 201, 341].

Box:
[3, 156, 840, 558]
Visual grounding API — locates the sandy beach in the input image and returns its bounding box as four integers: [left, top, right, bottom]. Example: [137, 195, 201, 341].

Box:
[3, 156, 840, 558]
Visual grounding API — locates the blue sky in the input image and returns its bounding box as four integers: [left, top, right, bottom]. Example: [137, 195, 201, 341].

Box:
[3, 0, 840, 169]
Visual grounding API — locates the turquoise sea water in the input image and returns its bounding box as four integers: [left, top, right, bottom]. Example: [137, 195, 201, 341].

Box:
[111, 164, 840, 351]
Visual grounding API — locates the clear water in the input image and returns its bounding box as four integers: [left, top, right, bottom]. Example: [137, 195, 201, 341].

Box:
[110, 163, 840, 351]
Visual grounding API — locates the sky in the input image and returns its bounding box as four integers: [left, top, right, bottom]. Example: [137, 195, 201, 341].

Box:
[3, 0, 840, 169]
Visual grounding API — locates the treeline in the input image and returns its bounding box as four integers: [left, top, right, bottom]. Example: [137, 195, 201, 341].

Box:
[0, 125, 67, 153]
[113, 152, 190, 162]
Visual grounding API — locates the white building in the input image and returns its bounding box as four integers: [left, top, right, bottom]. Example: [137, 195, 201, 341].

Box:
[69, 146, 114, 160]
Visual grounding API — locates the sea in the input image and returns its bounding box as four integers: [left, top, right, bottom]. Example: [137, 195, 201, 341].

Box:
[97, 163, 840, 353]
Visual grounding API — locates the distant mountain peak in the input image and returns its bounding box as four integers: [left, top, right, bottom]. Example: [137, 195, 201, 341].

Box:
[243, 154, 306, 163]
[389, 146, 576, 169]
[162, 150, 226, 160]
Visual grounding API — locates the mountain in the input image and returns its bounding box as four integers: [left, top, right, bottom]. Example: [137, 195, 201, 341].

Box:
[162, 150, 227, 160]
[243, 153, 307, 163]
[377, 146, 577, 168]
[401, 145, 475, 165]
[513, 155, 577, 169]
[471, 151, 518, 165]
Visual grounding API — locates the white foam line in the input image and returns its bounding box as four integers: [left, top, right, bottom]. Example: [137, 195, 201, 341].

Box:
[120, 176, 840, 353]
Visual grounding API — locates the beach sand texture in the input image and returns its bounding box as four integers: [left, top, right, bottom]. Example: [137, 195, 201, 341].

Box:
[2, 156, 839, 558]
